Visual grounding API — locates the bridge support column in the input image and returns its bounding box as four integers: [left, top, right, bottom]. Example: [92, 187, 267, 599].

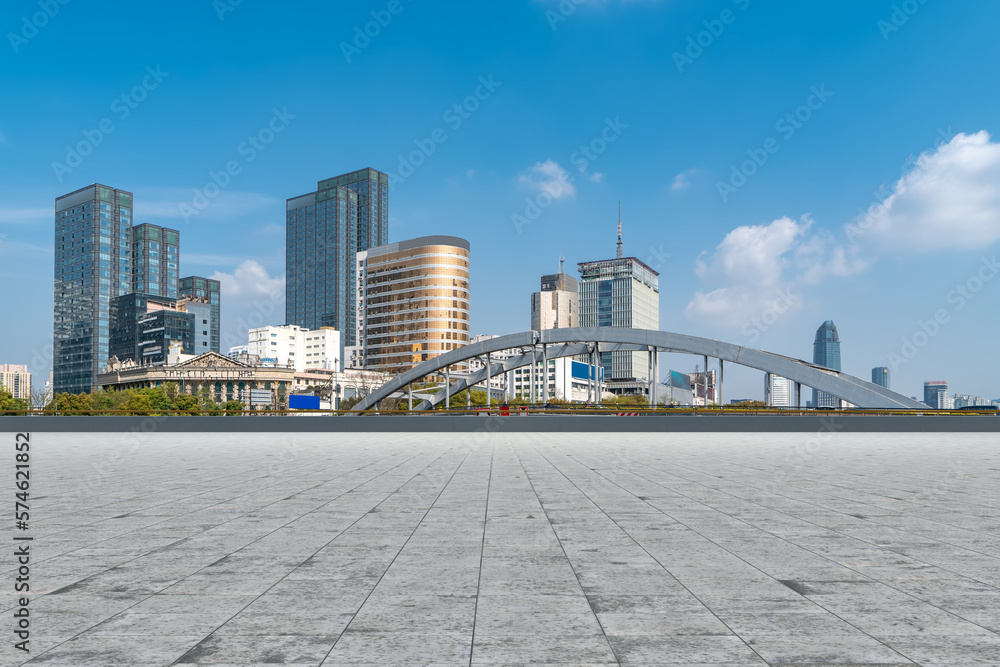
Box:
[530, 345, 536, 407]
[703, 355, 709, 406]
[765, 372, 772, 407]
[719, 359, 724, 408]
[408, 383, 412, 411]
[652, 347, 659, 407]
[795, 382, 802, 409]
[590, 343, 601, 405]
[647, 347, 653, 407]
[541, 344, 547, 405]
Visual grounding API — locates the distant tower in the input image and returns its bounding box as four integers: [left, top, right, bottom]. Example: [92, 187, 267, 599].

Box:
[872, 366, 890, 389]
[616, 203, 623, 260]
[578, 206, 660, 393]
[812, 320, 842, 408]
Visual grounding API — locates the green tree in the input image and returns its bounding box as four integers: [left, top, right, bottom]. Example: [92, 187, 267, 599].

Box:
[173, 393, 200, 414]
[0, 388, 29, 415]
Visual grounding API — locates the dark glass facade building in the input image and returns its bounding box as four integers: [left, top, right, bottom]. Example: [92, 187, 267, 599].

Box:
[286, 168, 389, 358]
[132, 223, 179, 298]
[872, 366, 890, 389]
[812, 320, 842, 408]
[179, 276, 221, 353]
[924, 380, 949, 409]
[578, 257, 659, 388]
[109, 293, 194, 365]
[53, 184, 133, 394]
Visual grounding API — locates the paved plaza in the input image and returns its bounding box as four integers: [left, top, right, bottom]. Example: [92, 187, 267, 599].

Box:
[3, 431, 1000, 666]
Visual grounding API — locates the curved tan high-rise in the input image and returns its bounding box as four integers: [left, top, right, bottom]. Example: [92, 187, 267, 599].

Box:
[356, 236, 470, 374]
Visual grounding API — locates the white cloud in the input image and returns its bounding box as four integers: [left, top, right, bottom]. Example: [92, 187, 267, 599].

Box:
[589, 172, 605, 183]
[136, 189, 280, 225]
[518, 159, 576, 200]
[846, 131, 1000, 252]
[686, 216, 867, 329]
[252, 223, 283, 236]
[671, 169, 697, 191]
[209, 261, 286, 350]
[0, 207, 50, 224]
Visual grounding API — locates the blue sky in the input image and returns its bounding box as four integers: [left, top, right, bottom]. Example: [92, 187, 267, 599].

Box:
[3, 0, 1000, 401]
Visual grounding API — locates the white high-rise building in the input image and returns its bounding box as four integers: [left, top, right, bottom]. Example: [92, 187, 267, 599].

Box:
[531, 262, 578, 332]
[0, 364, 31, 400]
[770, 375, 792, 407]
[247, 325, 341, 372]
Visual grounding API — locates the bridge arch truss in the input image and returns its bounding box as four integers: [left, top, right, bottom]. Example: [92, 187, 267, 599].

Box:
[351, 328, 925, 412]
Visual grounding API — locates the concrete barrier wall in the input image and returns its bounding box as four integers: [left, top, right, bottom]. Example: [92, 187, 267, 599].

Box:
[2, 415, 1000, 433]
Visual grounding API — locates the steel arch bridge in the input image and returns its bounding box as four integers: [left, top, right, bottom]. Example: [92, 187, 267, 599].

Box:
[351, 328, 925, 412]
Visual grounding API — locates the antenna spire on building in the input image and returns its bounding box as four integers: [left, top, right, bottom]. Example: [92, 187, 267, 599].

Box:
[559, 255, 565, 274]
[616, 202, 623, 259]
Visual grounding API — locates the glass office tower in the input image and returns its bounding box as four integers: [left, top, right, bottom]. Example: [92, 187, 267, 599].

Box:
[131, 223, 179, 298]
[872, 366, 890, 389]
[577, 257, 659, 390]
[812, 320, 842, 408]
[285, 168, 389, 359]
[53, 184, 133, 394]
[179, 276, 221, 353]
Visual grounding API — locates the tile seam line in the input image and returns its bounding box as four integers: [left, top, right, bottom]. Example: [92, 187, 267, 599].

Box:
[515, 441, 626, 666]
[566, 446, 979, 661]
[468, 443, 495, 667]
[616, 450, 1000, 594]
[10, 447, 412, 580]
[165, 444, 459, 667]
[319, 445, 476, 664]
[22, 447, 433, 666]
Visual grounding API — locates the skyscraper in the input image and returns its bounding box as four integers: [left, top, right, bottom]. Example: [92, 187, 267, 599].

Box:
[531, 259, 578, 331]
[578, 213, 659, 392]
[872, 366, 890, 389]
[812, 320, 842, 408]
[355, 236, 470, 374]
[179, 277, 221, 354]
[285, 168, 389, 358]
[131, 223, 180, 298]
[924, 380, 949, 409]
[53, 184, 134, 394]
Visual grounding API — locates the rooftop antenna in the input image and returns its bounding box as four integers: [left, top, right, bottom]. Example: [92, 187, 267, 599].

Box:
[559, 255, 565, 274]
[616, 202, 623, 259]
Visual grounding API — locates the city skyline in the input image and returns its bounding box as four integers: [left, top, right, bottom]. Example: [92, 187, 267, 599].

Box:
[3, 1, 1000, 400]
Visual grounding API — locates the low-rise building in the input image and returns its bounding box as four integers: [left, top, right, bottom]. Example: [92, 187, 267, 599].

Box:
[291, 367, 394, 409]
[247, 325, 341, 372]
[99, 351, 296, 409]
